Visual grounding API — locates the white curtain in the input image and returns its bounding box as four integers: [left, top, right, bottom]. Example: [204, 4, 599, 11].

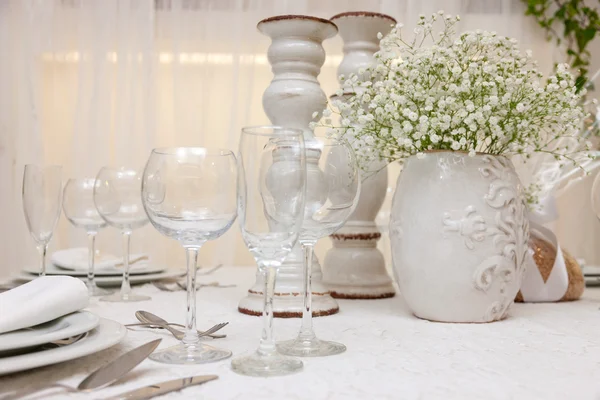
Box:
[0, 0, 574, 279]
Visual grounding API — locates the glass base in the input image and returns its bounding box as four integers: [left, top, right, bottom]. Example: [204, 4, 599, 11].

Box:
[231, 351, 303, 377]
[87, 283, 113, 296]
[149, 342, 231, 365]
[99, 292, 151, 302]
[277, 336, 346, 357]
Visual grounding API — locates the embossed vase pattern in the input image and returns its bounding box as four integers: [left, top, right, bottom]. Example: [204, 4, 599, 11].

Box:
[389, 152, 529, 323]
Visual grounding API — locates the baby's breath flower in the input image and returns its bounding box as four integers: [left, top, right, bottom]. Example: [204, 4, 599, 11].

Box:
[322, 11, 590, 175]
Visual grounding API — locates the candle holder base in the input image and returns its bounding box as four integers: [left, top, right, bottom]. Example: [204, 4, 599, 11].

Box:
[323, 230, 396, 299]
[238, 259, 339, 318]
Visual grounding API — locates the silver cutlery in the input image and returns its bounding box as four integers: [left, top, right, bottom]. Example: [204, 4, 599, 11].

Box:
[175, 281, 237, 291]
[0, 333, 89, 358]
[125, 322, 227, 339]
[135, 311, 227, 339]
[3, 339, 161, 399]
[152, 281, 179, 292]
[105, 374, 218, 400]
[197, 263, 223, 275]
[78, 339, 162, 390]
[153, 280, 235, 292]
[48, 332, 88, 346]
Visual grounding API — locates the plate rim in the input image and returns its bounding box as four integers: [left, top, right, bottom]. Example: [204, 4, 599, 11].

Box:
[16, 269, 186, 287]
[0, 318, 126, 376]
[23, 264, 166, 277]
[0, 311, 100, 352]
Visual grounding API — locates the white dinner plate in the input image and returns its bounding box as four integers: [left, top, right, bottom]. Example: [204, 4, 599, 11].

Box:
[0, 318, 126, 376]
[0, 311, 100, 352]
[17, 268, 186, 287]
[24, 263, 165, 277]
[51, 248, 150, 274]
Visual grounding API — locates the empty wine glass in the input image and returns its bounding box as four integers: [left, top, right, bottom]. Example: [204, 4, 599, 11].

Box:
[94, 166, 150, 302]
[142, 147, 237, 364]
[231, 126, 306, 377]
[277, 136, 360, 357]
[22, 165, 63, 277]
[63, 178, 112, 296]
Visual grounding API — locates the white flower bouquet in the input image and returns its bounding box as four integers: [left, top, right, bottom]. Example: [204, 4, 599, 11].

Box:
[318, 12, 592, 178]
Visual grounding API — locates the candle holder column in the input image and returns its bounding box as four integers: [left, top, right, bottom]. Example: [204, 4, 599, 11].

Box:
[238, 15, 340, 317]
[322, 12, 396, 299]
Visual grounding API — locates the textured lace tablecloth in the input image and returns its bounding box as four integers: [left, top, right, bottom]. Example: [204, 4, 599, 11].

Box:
[2, 266, 600, 400]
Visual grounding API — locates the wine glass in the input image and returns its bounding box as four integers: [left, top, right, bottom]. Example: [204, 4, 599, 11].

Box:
[277, 136, 360, 357]
[94, 166, 150, 302]
[63, 178, 113, 296]
[231, 126, 306, 377]
[22, 165, 63, 276]
[142, 147, 237, 364]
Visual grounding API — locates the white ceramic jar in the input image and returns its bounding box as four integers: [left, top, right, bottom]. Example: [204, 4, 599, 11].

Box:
[390, 152, 529, 323]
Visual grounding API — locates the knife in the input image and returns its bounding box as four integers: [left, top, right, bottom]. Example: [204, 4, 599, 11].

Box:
[105, 375, 218, 400]
[78, 339, 162, 391]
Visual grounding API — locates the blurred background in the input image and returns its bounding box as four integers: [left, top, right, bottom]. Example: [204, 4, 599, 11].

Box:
[1, 0, 599, 279]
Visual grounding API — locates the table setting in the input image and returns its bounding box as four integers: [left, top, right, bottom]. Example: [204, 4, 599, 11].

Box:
[3, 7, 600, 400]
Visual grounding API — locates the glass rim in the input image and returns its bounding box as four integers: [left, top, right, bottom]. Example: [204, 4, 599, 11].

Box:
[24, 164, 62, 170]
[241, 125, 304, 137]
[150, 147, 235, 157]
[65, 177, 96, 183]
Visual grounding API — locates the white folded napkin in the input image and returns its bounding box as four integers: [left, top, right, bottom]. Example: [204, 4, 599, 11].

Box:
[0, 276, 89, 334]
[51, 248, 149, 271]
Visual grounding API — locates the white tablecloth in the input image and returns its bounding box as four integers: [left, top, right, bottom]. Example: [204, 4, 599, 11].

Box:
[2, 266, 600, 400]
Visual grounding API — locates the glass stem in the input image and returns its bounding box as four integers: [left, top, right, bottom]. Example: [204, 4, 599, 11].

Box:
[258, 265, 277, 356]
[299, 242, 316, 341]
[87, 232, 97, 290]
[120, 231, 132, 297]
[38, 244, 48, 277]
[183, 246, 201, 347]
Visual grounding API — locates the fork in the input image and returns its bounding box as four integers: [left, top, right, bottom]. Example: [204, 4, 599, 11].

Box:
[0, 332, 88, 358]
[48, 332, 88, 346]
[152, 281, 179, 292]
[125, 322, 228, 340]
[197, 263, 224, 275]
[175, 281, 237, 291]
[153, 281, 235, 292]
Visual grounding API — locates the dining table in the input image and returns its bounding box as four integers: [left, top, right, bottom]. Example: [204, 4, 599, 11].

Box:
[1, 266, 600, 400]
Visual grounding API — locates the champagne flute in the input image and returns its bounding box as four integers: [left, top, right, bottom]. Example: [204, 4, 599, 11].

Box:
[94, 166, 150, 302]
[22, 165, 63, 277]
[231, 126, 306, 376]
[142, 147, 237, 364]
[278, 136, 360, 357]
[63, 178, 112, 296]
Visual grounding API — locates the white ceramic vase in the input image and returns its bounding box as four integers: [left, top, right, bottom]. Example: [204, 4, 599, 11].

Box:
[390, 152, 529, 323]
[237, 15, 340, 318]
[322, 11, 396, 299]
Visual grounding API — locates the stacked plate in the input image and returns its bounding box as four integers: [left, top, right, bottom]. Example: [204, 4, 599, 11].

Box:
[16, 248, 185, 287]
[583, 264, 600, 286]
[0, 312, 126, 376]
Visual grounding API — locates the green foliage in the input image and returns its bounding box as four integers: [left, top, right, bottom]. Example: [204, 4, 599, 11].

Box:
[523, 0, 600, 91]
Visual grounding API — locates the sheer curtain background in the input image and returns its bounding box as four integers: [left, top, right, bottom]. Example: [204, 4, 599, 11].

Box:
[0, 0, 596, 279]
